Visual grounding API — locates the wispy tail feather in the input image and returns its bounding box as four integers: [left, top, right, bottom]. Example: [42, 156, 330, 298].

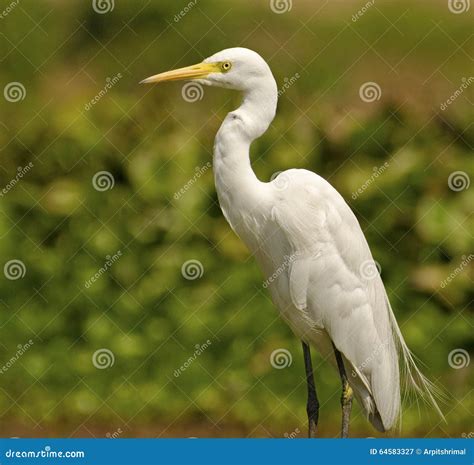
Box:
[385, 296, 447, 424]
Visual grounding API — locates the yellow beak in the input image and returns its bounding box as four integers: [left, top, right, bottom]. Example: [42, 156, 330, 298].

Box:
[140, 62, 220, 84]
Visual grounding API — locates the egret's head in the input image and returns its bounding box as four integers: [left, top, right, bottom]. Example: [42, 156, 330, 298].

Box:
[140, 47, 273, 92]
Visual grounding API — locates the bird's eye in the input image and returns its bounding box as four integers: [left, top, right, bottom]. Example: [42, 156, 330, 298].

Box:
[221, 61, 232, 72]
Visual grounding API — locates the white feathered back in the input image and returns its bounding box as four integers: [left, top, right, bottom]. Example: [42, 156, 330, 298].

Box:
[261, 169, 444, 431]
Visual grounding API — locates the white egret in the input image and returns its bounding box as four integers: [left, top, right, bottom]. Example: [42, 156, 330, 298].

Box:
[141, 48, 444, 437]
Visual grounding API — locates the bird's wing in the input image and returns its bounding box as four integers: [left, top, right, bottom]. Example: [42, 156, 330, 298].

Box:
[270, 168, 442, 430]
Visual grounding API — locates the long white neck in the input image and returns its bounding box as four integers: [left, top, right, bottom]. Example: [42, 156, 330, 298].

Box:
[213, 75, 278, 229]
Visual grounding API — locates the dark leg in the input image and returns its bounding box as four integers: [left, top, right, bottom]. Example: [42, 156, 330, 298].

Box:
[302, 341, 319, 438]
[332, 343, 353, 438]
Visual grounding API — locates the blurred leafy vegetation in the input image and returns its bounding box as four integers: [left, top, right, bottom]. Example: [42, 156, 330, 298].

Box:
[0, 0, 472, 437]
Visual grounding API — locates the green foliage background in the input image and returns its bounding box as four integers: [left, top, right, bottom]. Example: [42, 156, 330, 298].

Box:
[0, 0, 472, 437]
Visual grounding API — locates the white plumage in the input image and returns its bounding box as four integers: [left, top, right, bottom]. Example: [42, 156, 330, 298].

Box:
[142, 47, 443, 434]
